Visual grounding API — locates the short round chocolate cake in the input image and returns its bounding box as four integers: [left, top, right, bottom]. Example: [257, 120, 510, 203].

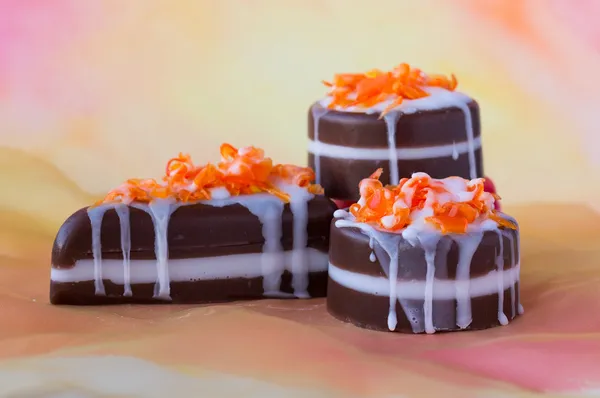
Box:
[327, 170, 523, 334]
[308, 64, 483, 201]
[50, 144, 337, 305]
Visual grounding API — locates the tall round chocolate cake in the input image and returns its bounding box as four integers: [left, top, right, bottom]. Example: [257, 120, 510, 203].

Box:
[308, 64, 483, 201]
[327, 170, 522, 334]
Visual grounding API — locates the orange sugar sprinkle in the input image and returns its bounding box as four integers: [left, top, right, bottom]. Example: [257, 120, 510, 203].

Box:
[349, 169, 516, 234]
[322, 63, 458, 117]
[97, 144, 323, 206]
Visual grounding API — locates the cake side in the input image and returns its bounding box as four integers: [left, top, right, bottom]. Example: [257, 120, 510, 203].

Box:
[308, 100, 481, 148]
[51, 197, 335, 267]
[328, 219, 520, 333]
[308, 64, 484, 201]
[327, 169, 522, 334]
[50, 144, 336, 305]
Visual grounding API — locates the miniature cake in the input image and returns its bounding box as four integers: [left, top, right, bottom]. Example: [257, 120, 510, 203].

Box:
[51, 144, 337, 305]
[308, 63, 483, 201]
[327, 170, 522, 333]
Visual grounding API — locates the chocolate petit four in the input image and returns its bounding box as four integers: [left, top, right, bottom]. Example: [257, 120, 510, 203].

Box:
[308, 64, 483, 201]
[51, 144, 336, 305]
[328, 170, 522, 333]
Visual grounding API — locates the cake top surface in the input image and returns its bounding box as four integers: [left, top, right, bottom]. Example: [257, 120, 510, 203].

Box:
[97, 144, 323, 206]
[344, 169, 515, 235]
[320, 63, 467, 116]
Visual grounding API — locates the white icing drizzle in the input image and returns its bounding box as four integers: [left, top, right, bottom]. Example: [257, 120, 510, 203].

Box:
[114, 204, 132, 297]
[131, 199, 178, 300]
[495, 230, 508, 325]
[452, 232, 483, 329]
[368, 236, 376, 262]
[87, 206, 110, 296]
[282, 184, 313, 298]
[311, 105, 330, 185]
[177, 186, 314, 298]
[205, 193, 285, 296]
[335, 210, 418, 332]
[452, 141, 459, 160]
[453, 101, 477, 179]
[328, 263, 520, 300]
[386, 245, 400, 330]
[383, 112, 401, 185]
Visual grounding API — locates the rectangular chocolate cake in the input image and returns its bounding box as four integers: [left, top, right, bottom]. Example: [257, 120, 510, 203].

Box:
[50, 145, 336, 305]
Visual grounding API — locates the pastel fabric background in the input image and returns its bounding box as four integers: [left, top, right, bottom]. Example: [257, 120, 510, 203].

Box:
[1, 1, 600, 397]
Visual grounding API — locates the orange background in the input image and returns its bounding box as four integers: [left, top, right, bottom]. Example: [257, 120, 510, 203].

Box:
[1, 1, 599, 396]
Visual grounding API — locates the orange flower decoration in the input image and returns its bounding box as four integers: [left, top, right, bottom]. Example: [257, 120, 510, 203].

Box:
[98, 144, 323, 205]
[323, 63, 458, 116]
[349, 169, 516, 234]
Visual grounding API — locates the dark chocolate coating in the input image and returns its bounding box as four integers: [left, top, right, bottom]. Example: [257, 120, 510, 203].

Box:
[308, 102, 483, 200]
[52, 195, 337, 268]
[51, 270, 328, 305]
[328, 280, 519, 333]
[327, 215, 521, 333]
[309, 150, 483, 203]
[50, 195, 337, 305]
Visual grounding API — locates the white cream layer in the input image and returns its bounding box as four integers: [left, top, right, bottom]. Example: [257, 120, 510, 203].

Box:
[308, 136, 482, 160]
[52, 248, 328, 285]
[329, 263, 520, 300]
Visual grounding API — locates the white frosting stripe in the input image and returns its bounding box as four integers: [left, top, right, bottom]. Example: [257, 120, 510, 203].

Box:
[328, 263, 521, 300]
[131, 200, 177, 301]
[284, 185, 313, 298]
[52, 249, 329, 284]
[308, 136, 482, 161]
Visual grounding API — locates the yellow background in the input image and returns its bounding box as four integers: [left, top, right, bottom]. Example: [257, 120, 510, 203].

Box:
[1, 1, 600, 396]
[2, 0, 600, 234]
